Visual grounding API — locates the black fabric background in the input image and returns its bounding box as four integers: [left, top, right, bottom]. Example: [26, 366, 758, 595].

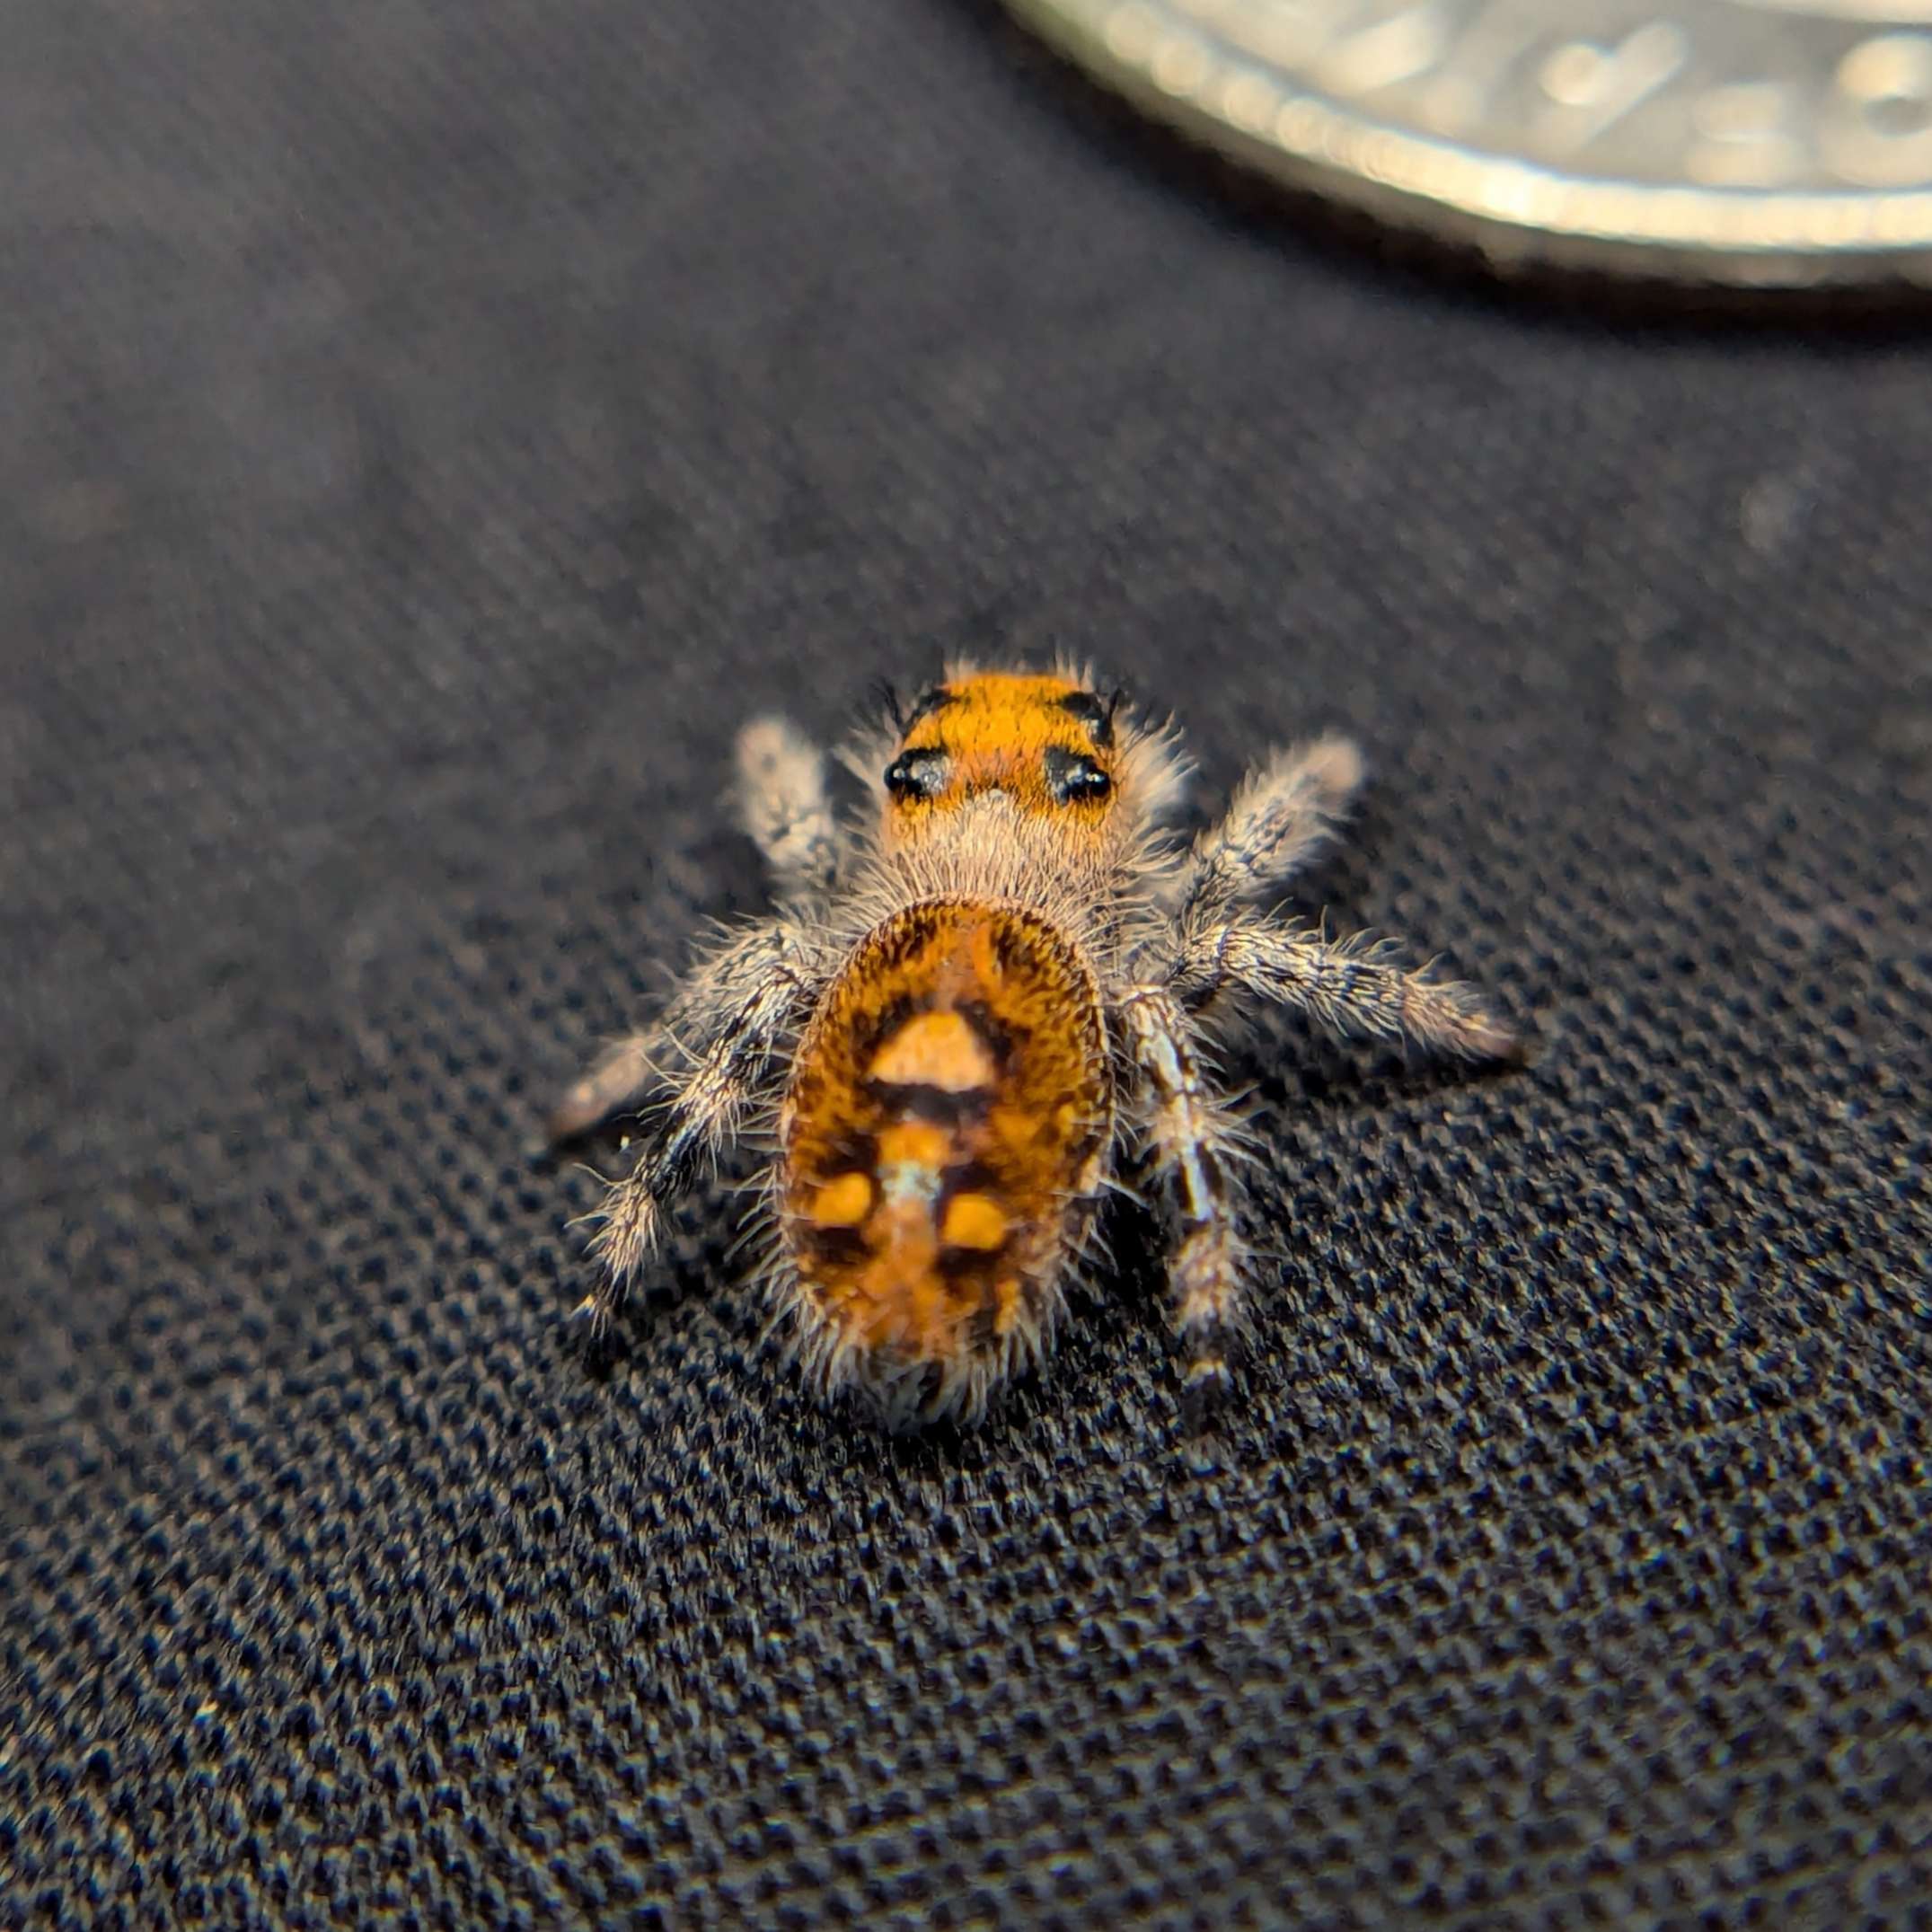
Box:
[4, 3, 1929, 1925]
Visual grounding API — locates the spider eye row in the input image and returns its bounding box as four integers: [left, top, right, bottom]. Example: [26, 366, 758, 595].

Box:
[881, 748, 1114, 806]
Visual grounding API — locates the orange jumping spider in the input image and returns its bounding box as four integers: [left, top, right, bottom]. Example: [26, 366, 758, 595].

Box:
[552, 666, 1522, 1427]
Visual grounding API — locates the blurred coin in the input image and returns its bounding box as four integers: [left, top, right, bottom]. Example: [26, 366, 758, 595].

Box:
[1006, 0, 1932, 283]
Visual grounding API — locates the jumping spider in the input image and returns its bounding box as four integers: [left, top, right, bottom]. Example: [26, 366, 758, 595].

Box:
[552, 666, 1522, 1427]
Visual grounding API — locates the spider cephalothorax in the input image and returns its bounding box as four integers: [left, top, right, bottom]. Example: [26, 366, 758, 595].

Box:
[551, 665, 1522, 1427]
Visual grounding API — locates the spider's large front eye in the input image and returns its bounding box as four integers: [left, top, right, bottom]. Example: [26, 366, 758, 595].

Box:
[884, 749, 948, 801]
[1045, 746, 1112, 806]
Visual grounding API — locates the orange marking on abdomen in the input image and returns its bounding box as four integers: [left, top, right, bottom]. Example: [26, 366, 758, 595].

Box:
[808, 1171, 874, 1228]
[867, 1009, 995, 1093]
[781, 900, 1108, 1372]
[940, 1193, 1007, 1251]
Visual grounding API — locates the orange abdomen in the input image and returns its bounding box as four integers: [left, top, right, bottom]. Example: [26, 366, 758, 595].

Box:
[781, 900, 1110, 1382]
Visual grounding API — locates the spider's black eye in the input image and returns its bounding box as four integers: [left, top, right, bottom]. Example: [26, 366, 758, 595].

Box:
[1044, 746, 1113, 806]
[884, 749, 948, 801]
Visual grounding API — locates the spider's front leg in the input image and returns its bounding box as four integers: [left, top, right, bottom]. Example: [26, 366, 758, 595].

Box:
[736, 717, 840, 904]
[1172, 734, 1364, 917]
[1118, 984, 1256, 1398]
[570, 923, 814, 1334]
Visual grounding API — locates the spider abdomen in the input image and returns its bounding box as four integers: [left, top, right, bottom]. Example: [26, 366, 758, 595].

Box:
[779, 898, 1110, 1416]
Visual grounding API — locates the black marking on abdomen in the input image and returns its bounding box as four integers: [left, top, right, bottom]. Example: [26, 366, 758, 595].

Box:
[811, 1126, 879, 1182]
[864, 1080, 992, 1127]
[935, 1243, 1004, 1285]
[798, 1223, 869, 1266]
[936, 1159, 999, 1205]
[952, 999, 1015, 1067]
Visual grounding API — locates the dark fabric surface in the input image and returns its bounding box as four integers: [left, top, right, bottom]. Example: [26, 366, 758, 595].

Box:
[4, 2, 1930, 1925]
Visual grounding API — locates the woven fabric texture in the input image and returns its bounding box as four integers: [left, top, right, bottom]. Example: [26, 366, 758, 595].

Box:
[4, 2, 1929, 1925]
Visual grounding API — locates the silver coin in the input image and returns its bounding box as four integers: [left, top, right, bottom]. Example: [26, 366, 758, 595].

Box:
[1005, 0, 1932, 282]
